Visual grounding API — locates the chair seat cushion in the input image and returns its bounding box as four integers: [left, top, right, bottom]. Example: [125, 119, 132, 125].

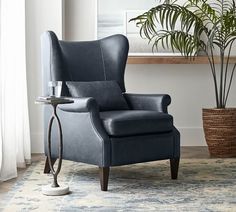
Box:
[100, 110, 173, 137]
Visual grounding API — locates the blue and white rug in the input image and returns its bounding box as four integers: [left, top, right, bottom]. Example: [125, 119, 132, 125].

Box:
[1, 159, 236, 211]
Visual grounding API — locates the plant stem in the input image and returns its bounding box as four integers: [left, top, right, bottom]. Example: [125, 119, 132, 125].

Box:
[224, 63, 236, 106]
[206, 51, 219, 108]
[219, 50, 224, 107]
[223, 41, 234, 106]
[209, 45, 219, 107]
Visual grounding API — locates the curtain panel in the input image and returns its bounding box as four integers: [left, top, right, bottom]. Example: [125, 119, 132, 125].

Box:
[0, 0, 31, 181]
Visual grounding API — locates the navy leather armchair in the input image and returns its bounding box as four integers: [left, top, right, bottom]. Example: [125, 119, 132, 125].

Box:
[41, 31, 180, 191]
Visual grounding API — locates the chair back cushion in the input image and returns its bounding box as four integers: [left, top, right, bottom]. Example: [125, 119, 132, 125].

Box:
[66, 81, 129, 111]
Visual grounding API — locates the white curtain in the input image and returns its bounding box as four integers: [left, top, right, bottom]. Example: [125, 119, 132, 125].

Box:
[0, 0, 31, 181]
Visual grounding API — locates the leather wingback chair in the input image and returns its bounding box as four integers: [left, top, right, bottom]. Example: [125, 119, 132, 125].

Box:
[41, 31, 180, 191]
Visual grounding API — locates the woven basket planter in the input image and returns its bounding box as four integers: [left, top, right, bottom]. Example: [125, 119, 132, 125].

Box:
[202, 108, 236, 157]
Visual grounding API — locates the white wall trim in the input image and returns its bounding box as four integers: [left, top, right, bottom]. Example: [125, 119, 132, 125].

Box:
[62, 0, 65, 39]
[94, 0, 98, 39]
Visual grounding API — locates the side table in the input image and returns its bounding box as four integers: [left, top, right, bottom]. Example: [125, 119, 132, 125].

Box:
[36, 97, 74, 196]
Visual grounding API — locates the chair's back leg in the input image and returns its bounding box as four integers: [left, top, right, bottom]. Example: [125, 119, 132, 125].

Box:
[99, 167, 110, 191]
[44, 156, 57, 174]
[170, 158, 180, 179]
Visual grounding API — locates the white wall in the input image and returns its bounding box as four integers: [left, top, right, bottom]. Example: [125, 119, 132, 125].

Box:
[125, 64, 236, 146]
[63, 0, 236, 146]
[26, 0, 63, 153]
[64, 0, 97, 41]
[26, 0, 236, 153]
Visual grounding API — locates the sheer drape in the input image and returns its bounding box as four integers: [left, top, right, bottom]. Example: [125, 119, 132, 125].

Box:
[0, 0, 31, 181]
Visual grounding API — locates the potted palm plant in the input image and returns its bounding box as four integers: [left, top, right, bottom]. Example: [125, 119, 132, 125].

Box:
[130, 0, 236, 157]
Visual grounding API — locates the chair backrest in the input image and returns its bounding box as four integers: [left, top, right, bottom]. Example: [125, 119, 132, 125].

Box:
[41, 31, 129, 96]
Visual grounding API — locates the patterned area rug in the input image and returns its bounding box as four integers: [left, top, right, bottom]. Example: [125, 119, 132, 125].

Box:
[1, 159, 236, 211]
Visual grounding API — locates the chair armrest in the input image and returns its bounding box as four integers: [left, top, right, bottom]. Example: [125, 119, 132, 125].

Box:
[58, 97, 99, 113]
[124, 93, 171, 113]
[55, 97, 111, 166]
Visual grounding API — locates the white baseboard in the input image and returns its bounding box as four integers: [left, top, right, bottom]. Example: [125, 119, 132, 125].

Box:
[30, 127, 207, 153]
[178, 127, 206, 146]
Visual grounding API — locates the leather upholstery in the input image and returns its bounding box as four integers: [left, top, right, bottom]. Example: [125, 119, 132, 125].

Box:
[48, 108, 111, 167]
[41, 31, 128, 95]
[41, 31, 180, 168]
[111, 129, 180, 166]
[66, 81, 129, 111]
[100, 110, 173, 136]
[59, 97, 99, 113]
[124, 93, 171, 113]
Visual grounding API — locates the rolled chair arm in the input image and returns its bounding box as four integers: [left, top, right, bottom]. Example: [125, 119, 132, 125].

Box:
[58, 97, 99, 113]
[55, 97, 111, 166]
[124, 93, 171, 113]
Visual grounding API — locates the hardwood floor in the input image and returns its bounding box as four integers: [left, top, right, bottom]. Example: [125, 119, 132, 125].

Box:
[0, 147, 209, 198]
[181, 146, 210, 158]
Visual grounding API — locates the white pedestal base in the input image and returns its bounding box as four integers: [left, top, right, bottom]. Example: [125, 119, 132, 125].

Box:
[42, 184, 69, 196]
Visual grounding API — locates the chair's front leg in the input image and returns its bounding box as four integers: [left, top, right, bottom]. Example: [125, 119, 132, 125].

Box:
[99, 167, 110, 191]
[170, 158, 180, 179]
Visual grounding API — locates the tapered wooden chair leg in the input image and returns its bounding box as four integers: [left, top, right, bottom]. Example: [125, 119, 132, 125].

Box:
[170, 158, 180, 179]
[44, 157, 57, 174]
[99, 167, 110, 191]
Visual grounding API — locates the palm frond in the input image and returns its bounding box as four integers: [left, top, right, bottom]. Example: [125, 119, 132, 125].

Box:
[130, 3, 207, 55]
[130, 0, 236, 108]
[154, 30, 204, 57]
